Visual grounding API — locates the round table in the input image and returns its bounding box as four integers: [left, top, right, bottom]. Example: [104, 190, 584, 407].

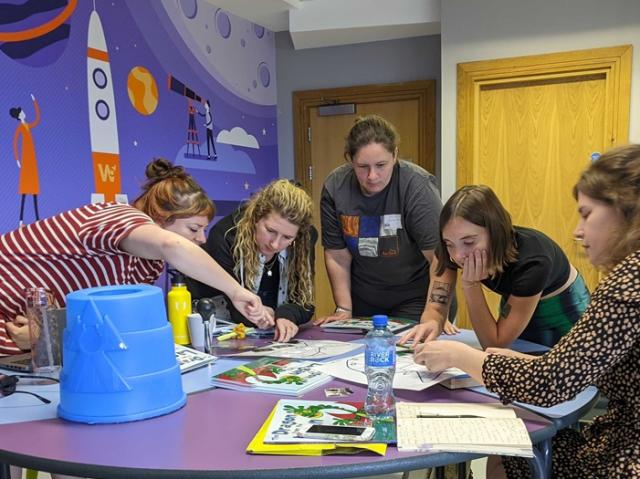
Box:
[0, 379, 555, 479]
[0, 327, 565, 479]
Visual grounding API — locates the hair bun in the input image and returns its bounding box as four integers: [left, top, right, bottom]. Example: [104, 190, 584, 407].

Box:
[145, 158, 188, 182]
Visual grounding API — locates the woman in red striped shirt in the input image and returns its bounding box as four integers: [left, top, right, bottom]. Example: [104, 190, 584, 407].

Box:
[0, 158, 268, 356]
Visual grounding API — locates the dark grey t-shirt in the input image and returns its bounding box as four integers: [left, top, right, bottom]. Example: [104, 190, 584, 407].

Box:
[320, 160, 442, 309]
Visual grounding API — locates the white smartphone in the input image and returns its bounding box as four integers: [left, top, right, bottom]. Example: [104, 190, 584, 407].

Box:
[300, 424, 376, 442]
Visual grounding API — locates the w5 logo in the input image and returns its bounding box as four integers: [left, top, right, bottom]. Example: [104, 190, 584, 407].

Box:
[98, 163, 116, 182]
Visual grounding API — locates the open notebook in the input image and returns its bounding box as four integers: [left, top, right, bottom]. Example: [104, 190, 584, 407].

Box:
[396, 402, 533, 457]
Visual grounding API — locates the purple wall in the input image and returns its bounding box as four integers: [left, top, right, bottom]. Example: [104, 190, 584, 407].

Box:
[0, 0, 279, 233]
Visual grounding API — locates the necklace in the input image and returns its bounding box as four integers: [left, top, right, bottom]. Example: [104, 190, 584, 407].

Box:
[263, 255, 278, 277]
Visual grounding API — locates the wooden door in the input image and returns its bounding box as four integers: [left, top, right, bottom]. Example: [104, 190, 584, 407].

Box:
[293, 81, 436, 318]
[456, 45, 632, 328]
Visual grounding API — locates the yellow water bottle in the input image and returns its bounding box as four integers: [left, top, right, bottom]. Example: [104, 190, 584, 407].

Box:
[167, 270, 191, 345]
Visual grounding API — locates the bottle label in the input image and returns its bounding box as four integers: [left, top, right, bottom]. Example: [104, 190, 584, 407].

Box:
[366, 348, 395, 367]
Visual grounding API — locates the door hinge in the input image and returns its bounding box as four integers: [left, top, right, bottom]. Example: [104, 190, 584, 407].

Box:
[307, 126, 312, 143]
[308, 165, 313, 180]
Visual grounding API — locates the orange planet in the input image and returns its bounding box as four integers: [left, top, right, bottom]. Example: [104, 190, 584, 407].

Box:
[127, 66, 158, 115]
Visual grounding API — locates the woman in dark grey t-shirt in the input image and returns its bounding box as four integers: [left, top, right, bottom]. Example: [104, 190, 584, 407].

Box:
[315, 115, 457, 331]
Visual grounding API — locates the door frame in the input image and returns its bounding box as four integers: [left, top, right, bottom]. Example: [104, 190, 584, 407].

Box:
[457, 45, 632, 187]
[292, 80, 436, 191]
[454, 45, 631, 329]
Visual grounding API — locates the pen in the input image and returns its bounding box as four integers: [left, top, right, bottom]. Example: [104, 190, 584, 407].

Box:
[416, 414, 483, 418]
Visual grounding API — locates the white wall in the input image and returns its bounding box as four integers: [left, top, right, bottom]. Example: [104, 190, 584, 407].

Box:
[289, 0, 441, 49]
[441, 0, 640, 200]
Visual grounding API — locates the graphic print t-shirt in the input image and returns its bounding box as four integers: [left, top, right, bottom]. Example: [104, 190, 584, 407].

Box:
[320, 160, 442, 307]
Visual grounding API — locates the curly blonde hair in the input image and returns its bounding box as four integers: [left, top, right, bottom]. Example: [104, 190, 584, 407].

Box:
[233, 180, 314, 307]
[232, 179, 314, 307]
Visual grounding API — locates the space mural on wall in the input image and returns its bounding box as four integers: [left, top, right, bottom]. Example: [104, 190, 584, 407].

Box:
[0, 0, 278, 233]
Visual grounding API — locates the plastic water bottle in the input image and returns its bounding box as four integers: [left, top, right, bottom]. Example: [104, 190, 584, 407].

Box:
[364, 314, 396, 417]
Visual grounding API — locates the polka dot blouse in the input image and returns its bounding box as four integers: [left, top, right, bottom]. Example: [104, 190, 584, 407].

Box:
[483, 250, 640, 478]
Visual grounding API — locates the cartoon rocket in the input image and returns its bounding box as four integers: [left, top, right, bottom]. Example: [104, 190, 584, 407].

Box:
[87, 8, 122, 202]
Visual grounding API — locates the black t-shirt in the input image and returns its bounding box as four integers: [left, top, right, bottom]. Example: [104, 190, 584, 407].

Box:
[482, 227, 571, 297]
[258, 256, 279, 310]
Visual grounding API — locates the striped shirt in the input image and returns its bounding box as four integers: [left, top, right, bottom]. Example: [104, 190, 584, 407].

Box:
[0, 203, 164, 355]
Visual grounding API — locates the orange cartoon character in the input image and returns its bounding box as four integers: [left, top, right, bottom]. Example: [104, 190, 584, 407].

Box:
[9, 93, 41, 226]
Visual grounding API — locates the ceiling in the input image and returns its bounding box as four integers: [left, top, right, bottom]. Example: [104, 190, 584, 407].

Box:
[207, 0, 441, 49]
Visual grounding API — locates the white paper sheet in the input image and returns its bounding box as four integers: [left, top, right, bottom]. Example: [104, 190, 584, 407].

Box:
[226, 339, 363, 360]
[317, 353, 467, 391]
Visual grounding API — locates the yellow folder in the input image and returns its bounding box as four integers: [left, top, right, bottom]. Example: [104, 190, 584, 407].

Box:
[246, 404, 387, 456]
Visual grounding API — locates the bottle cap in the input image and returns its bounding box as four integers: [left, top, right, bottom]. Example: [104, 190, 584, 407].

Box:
[372, 314, 388, 328]
[169, 269, 187, 286]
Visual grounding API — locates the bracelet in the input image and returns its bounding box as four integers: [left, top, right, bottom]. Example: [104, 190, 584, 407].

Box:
[334, 306, 352, 314]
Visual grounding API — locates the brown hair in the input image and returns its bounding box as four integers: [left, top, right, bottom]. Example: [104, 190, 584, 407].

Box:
[132, 158, 215, 224]
[344, 114, 399, 161]
[232, 179, 314, 307]
[435, 185, 517, 276]
[573, 144, 640, 271]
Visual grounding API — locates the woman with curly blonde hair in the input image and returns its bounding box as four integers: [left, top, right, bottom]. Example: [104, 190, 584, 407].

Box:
[189, 179, 316, 342]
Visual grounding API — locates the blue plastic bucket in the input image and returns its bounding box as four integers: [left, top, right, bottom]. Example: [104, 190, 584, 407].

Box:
[57, 285, 186, 423]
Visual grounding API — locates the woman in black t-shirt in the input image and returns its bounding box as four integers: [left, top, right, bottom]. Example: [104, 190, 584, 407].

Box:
[402, 184, 590, 348]
[188, 179, 316, 342]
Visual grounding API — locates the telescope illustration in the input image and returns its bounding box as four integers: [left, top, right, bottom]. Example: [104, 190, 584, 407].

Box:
[168, 75, 204, 158]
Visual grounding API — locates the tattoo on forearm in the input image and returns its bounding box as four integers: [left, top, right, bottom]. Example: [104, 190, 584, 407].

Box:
[499, 303, 512, 321]
[429, 281, 450, 305]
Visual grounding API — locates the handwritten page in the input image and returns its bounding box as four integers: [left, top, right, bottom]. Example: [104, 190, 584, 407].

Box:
[397, 402, 518, 418]
[396, 402, 533, 458]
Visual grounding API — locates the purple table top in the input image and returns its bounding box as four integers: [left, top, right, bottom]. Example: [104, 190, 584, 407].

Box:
[0, 326, 555, 478]
[0, 384, 552, 478]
